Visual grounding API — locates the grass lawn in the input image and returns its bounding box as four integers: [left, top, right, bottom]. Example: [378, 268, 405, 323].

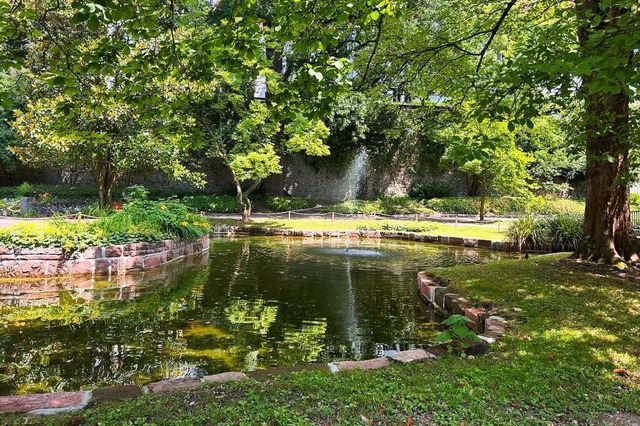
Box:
[209, 218, 509, 241]
[9, 254, 639, 425]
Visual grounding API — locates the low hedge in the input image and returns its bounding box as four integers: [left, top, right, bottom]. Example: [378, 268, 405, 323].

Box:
[181, 195, 241, 213]
[325, 197, 433, 215]
[264, 196, 316, 212]
[424, 196, 584, 216]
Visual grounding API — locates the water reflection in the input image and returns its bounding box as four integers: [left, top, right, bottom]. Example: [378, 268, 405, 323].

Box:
[0, 237, 516, 394]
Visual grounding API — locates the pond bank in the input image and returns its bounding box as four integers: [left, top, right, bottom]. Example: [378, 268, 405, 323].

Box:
[2, 254, 638, 424]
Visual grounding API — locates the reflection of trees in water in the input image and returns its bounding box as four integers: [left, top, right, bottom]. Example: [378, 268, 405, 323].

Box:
[0, 237, 500, 395]
[0, 265, 210, 395]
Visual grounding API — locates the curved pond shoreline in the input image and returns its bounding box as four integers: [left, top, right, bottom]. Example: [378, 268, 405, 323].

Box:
[212, 225, 506, 250]
[0, 236, 210, 278]
[0, 269, 508, 416]
[0, 235, 509, 415]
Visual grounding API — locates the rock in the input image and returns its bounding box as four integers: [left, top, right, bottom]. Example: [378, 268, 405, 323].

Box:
[146, 377, 202, 394]
[0, 391, 90, 414]
[592, 412, 640, 426]
[87, 385, 142, 407]
[389, 349, 436, 363]
[202, 372, 249, 383]
[328, 358, 389, 373]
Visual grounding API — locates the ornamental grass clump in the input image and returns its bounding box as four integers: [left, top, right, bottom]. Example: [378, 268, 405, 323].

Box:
[506, 214, 583, 252]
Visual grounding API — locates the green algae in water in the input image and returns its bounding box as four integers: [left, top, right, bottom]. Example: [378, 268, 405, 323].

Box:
[0, 237, 516, 394]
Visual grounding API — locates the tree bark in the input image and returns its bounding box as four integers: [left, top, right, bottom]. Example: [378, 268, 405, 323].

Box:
[95, 157, 117, 209]
[574, 0, 638, 264]
[234, 178, 262, 223]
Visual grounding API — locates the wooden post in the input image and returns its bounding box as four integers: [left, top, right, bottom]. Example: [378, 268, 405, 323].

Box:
[288, 210, 291, 220]
[332, 211, 335, 221]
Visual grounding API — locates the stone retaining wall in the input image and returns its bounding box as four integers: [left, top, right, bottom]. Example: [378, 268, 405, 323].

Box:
[212, 225, 505, 250]
[0, 235, 210, 278]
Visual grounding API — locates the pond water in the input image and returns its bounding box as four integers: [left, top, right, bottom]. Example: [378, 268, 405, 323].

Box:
[0, 237, 516, 395]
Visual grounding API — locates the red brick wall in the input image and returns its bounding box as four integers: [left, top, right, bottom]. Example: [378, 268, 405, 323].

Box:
[0, 236, 210, 278]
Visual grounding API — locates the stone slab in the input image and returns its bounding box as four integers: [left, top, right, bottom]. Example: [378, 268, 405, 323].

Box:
[146, 377, 202, 394]
[202, 372, 249, 383]
[328, 357, 389, 372]
[0, 391, 89, 414]
[87, 385, 142, 407]
[389, 349, 436, 363]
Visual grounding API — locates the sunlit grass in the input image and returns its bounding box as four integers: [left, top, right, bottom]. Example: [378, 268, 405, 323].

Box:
[6, 254, 638, 425]
[209, 217, 509, 241]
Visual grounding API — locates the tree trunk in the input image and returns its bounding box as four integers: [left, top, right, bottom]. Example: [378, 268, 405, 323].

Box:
[95, 158, 116, 209]
[479, 181, 487, 221]
[466, 175, 480, 196]
[574, 0, 637, 264]
[234, 178, 262, 223]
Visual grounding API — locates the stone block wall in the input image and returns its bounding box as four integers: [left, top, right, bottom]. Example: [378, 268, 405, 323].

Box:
[0, 236, 210, 278]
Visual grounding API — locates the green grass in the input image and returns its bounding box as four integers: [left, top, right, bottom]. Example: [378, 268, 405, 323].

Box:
[9, 255, 639, 425]
[210, 217, 509, 241]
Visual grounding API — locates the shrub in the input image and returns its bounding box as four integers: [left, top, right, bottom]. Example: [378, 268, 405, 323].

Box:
[0, 200, 211, 252]
[436, 314, 480, 353]
[506, 214, 583, 252]
[122, 185, 150, 203]
[408, 181, 453, 200]
[181, 195, 241, 213]
[0, 184, 98, 200]
[424, 197, 480, 215]
[264, 196, 316, 211]
[631, 193, 640, 210]
[325, 197, 432, 215]
[356, 220, 436, 233]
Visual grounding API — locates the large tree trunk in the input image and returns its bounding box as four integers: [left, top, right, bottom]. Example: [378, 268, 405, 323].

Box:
[574, 1, 638, 264]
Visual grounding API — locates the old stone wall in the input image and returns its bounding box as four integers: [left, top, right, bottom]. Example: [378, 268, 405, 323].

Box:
[264, 153, 467, 202]
[0, 235, 210, 278]
[6, 153, 467, 202]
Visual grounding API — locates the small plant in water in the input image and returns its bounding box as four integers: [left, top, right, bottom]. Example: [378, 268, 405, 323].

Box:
[437, 314, 481, 353]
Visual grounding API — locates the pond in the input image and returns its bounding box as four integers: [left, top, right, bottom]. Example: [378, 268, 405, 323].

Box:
[0, 237, 516, 395]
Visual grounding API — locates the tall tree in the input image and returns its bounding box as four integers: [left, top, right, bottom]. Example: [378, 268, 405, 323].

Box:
[354, 0, 640, 264]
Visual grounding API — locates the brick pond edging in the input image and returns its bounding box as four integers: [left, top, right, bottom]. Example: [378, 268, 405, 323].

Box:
[212, 225, 505, 250]
[0, 344, 496, 415]
[0, 235, 210, 278]
[416, 271, 507, 341]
